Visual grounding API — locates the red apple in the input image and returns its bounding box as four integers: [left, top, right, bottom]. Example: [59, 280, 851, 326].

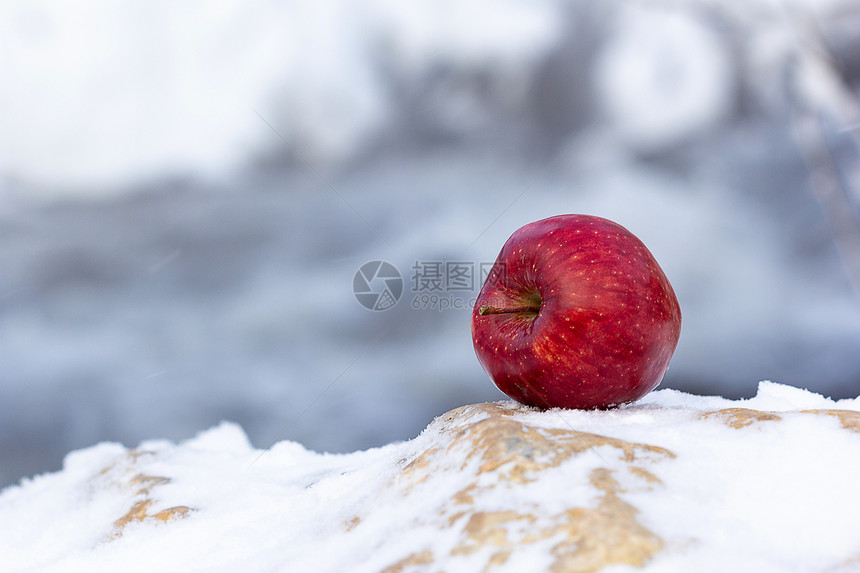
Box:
[471, 214, 681, 409]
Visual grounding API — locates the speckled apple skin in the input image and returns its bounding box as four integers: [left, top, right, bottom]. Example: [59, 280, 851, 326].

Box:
[471, 214, 682, 409]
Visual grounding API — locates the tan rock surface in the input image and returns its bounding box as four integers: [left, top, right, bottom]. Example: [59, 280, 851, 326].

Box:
[375, 403, 674, 573]
[96, 449, 194, 539]
[8, 386, 857, 573]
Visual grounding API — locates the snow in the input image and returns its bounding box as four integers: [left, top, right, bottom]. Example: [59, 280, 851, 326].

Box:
[0, 0, 559, 193]
[3, 0, 860, 510]
[2, 0, 853, 194]
[1, 382, 858, 572]
[593, 4, 735, 151]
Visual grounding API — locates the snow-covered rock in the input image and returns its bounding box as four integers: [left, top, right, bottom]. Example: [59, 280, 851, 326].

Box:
[1, 382, 859, 572]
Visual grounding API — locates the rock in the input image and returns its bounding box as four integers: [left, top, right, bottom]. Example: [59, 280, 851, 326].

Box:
[382, 403, 672, 572]
[700, 407, 784, 428]
[1, 384, 859, 572]
[338, 401, 860, 572]
[96, 450, 194, 539]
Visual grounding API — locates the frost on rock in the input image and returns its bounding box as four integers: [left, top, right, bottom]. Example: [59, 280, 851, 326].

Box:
[1, 383, 859, 572]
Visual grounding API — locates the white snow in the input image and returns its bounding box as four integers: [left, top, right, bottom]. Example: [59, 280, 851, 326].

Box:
[593, 4, 735, 151]
[1, 382, 858, 572]
[0, 0, 559, 194]
[3, 0, 852, 194]
[3, 0, 860, 539]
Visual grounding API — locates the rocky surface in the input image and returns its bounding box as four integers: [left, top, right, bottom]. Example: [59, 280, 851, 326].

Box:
[1, 383, 859, 572]
[382, 403, 671, 572]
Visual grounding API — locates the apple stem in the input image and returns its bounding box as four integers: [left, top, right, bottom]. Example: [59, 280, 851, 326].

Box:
[478, 304, 541, 316]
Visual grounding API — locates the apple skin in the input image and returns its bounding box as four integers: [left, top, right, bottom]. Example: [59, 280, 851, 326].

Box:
[471, 214, 681, 409]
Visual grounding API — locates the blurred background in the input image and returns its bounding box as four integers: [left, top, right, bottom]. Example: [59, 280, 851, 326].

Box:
[2, 0, 860, 488]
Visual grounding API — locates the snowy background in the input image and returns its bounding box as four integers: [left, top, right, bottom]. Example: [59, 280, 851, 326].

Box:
[3, 0, 860, 488]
